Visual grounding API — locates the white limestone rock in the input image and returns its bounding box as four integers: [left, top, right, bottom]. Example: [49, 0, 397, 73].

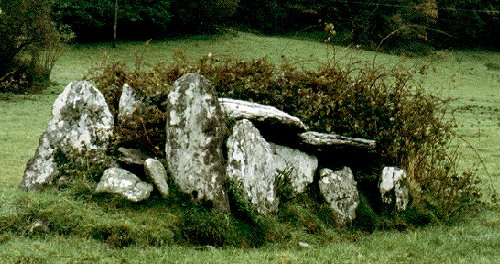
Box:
[165, 73, 229, 211]
[379, 167, 409, 212]
[144, 158, 169, 198]
[96, 167, 153, 202]
[21, 81, 114, 190]
[118, 84, 141, 122]
[299, 131, 376, 150]
[219, 98, 307, 131]
[319, 167, 359, 226]
[226, 119, 279, 215]
[270, 143, 318, 194]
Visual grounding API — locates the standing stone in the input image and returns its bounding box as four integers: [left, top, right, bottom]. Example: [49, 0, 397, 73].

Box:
[379, 167, 409, 212]
[270, 143, 318, 194]
[226, 119, 279, 215]
[319, 167, 359, 226]
[21, 81, 114, 190]
[96, 168, 153, 202]
[165, 73, 229, 212]
[118, 84, 141, 122]
[144, 158, 169, 198]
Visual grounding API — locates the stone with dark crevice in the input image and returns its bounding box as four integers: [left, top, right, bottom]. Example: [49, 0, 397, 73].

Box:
[117, 147, 150, 166]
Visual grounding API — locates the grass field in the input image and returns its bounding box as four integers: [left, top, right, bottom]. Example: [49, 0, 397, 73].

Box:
[1, 32, 498, 263]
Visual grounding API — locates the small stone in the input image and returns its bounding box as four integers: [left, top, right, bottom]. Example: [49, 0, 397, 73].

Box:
[219, 98, 308, 131]
[118, 84, 141, 122]
[117, 147, 149, 166]
[96, 167, 153, 202]
[144, 158, 169, 198]
[319, 167, 359, 226]
[28, 220, 50, 235]
[380, 167, 409, 212]
[298, 241, 311, 248]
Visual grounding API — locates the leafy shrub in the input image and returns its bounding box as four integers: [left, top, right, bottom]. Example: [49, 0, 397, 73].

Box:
[0, 0, 72, 94]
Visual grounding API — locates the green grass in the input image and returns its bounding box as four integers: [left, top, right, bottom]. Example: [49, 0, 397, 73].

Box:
[1, 32, 499, 263]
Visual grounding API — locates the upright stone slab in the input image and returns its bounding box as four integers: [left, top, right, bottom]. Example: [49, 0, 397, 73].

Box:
[226, 119, 279, 215]
[379, 167, 409, 212]
[270, 143, 318, 194]
[118, 84, 141, 123]
[165, 73, 229, 212]
[144, 158, 169, 198]
[21, 81, 114, 190]
[319, 167, 359, 226]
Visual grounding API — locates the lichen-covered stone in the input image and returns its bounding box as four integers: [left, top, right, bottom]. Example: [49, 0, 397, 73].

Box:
[165, 73, 229, 211]
[380, 167, 409, 212]
[270, 143, 318, 194]
[20, 133, 58, 190]
[96, 167, 153, 202]
[226, 119, 279, 215]
[117, 147, 149, 166]
[319, 167, 359, 226]
[21, 81, 114, 190]
[299, 131, 376, 151]
[117, 84, 141, 122]
[145, 158, 169, 198]
[219, 98, 307, 131]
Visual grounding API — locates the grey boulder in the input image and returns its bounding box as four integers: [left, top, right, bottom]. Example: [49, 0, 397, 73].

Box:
[96, 167, 153, 202]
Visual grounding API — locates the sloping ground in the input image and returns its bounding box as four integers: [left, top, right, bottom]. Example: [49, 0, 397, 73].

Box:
[1, 32, 498, 263]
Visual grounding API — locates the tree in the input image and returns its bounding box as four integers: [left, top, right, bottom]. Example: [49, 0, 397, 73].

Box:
[53, 0, 172, 41]
[0, 0, 71, 93]
[170, 0, 239, 32]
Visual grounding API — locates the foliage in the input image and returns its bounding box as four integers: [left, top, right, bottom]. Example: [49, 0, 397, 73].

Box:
[53, 148, 114, 197]
[170, 0, 239, 32]
[53, 0, 172, 41]
[435, 0, 499, 49]
[0, 0, 71, 93]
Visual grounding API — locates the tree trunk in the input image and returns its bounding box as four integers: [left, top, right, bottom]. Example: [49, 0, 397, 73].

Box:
[113, 0, 118, 48]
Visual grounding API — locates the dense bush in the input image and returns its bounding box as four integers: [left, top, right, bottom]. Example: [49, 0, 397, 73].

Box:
[0, 0, 71, 93]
